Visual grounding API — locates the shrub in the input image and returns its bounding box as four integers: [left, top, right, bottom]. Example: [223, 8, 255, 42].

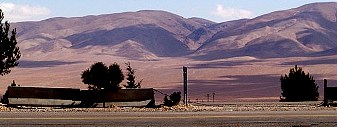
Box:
[163, 92, 181, 107]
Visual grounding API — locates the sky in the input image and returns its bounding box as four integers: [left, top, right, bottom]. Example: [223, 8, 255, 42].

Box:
[1, 0, 337, 23]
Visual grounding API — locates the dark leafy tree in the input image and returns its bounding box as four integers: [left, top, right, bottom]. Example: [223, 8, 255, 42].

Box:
[280, 65, 319, 102]
[163, 92, 181, 107]
[108, 63, 124, 90]
[81, 62, 124, 90]
[0, 9, 21, 75]
[124, 62, 142, 88]
[81, 62, 109, 90]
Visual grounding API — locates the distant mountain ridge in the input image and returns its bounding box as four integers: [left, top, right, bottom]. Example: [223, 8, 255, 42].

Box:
[12, 2, 337, 60]
[195, 2, 337, 59]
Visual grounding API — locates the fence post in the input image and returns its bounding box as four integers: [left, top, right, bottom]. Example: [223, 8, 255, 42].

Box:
[207, 94, 210, 102]
[212, 93, 215, 102]
[323, 79, 327, 106]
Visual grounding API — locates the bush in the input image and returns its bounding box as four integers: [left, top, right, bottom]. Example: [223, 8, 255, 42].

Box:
[280, 65, 319, 101]
[163, 92, 181, 107]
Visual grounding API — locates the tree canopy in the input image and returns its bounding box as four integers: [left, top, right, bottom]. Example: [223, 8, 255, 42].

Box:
[0, 9, 21, 76]
[280, 65, 319, 101]
[81, 62, 124, 90]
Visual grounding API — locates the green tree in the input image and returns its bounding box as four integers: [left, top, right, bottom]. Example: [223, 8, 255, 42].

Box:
[0, 9, 21, 75]
[124, 62, 142, 88]
[81, 62, 124, 90]
[280, 65, 319, 101]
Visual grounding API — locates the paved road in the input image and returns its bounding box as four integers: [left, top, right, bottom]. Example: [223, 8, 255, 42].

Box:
[0, 111, 337, 127]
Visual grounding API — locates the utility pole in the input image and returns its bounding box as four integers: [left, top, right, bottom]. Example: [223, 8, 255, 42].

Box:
[183, 66, 188, 106]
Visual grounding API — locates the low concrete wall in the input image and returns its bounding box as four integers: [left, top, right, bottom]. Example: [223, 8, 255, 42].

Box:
[93, 100, 153, 107]
[81, 88, 154, 102]
[8, 98, 81, 106]
[6, 86, 81, 107]
[80, 88, 155, 107]
[5, 86, 155, 107]
[7, 86, 81, 100]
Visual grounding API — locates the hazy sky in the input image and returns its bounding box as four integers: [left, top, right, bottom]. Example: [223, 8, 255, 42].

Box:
[1, 0, 337, 22]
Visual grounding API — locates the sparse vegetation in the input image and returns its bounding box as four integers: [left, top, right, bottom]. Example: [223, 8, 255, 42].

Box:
[124, 62, 142, 88]
[81, 62, 124, 90]
[280, 65, 319, 102]
[163, 92, 181, 107]
[0, 9, 21, 76]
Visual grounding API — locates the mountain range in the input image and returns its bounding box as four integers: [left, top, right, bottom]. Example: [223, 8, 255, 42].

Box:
[12, 2, 337, 60]
[2, 2, 337, 101]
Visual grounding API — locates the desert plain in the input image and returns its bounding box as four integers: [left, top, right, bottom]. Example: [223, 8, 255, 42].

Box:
[1, 52, 337, 102]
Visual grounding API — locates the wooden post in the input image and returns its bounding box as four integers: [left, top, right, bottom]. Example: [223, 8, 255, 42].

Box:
[183, 66, 188, 106]
[323, 79, 327, 106]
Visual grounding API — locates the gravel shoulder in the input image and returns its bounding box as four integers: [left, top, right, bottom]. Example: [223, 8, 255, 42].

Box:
[1, 102, 337, 127]
[1, 101, 336, 112]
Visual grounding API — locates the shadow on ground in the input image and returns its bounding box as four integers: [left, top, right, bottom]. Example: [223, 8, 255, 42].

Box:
[190, 60, 262, 69]
[155, 75, 282, 102]
[282, 58, 337, 65]
[19, 60, 83, 68]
